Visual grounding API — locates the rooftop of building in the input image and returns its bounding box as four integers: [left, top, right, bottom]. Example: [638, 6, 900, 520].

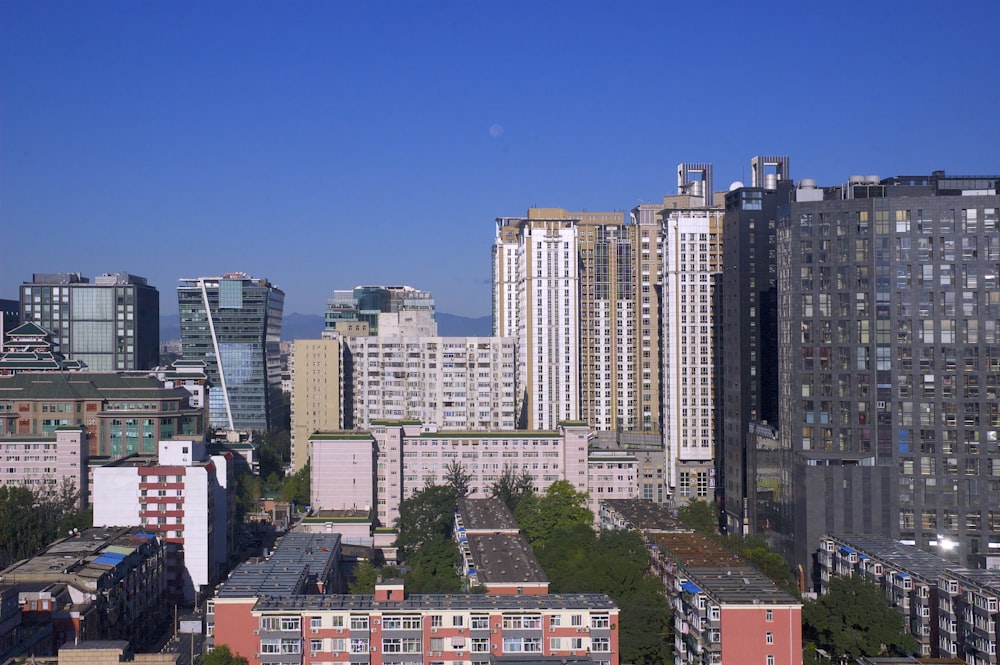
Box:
[309, 431, 376, 441]
[684, 567, 800, 606]
[465, 533, 548, 585]
[947, 567, 1000, 590]
[650, 531, 749, 570]
[456, 497, 518, 532]
[491, 657, 600, 665]
[254, 592, 617, 613]
[0, 371, 195, 402]
[216, 532, 341, 598]
[304, 509, 373, 522]
[588, 431, 663, 451]
[0, 527, 159, 591]
[601, 499, 689, 533]
[826, 535, 964, 582]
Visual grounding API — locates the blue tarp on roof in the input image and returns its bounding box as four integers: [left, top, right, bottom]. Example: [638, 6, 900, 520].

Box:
[840, 546, 856, 554]
[859, 554, 869, 560]
[92, 554, 123, 566]
[681, 581, 702, 594]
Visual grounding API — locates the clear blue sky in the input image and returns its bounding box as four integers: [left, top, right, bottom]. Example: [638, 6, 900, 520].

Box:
[2, 1, 998, 317]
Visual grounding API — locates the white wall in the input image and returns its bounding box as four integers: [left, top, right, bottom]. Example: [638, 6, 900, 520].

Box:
[92, 467, 140, 527]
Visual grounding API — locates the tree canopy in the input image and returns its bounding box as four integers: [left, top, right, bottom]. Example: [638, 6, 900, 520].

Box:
[513, 480, 592, 548]
[490, 464, 535, 511]
[393, 483, 461, 593]
[533, 525, 671, 664]
[201, 644, 249, 665]
[0, 482, 90, 569]
[803, 574, 918, 661]
[676, 498, 719, 535]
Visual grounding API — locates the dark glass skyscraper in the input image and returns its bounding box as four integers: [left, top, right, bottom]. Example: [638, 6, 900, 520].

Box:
[19, 272, 159, 371]
[178, 273, 284, 432]
[720, 157, 792, 539]
[776, 172, 1000, 582]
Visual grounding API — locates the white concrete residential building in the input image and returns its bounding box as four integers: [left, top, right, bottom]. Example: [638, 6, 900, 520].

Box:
[660, 165, 724, 504]
[92, 438, 231, 604]
[493, 211, 580, 430]
[345, 336, 516, 431]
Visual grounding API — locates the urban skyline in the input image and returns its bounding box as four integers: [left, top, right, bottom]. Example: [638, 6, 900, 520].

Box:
[2, 2, 998, 317]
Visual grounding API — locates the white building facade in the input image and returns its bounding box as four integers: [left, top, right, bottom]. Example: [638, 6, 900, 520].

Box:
[345, 336, 516, 431]
[493, 213, 580, 430]
[92, 438, 230, 604]
[661, 206, 723, 503]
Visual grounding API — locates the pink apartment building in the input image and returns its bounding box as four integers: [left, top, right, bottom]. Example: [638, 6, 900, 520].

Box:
[0, 424, 87, 506]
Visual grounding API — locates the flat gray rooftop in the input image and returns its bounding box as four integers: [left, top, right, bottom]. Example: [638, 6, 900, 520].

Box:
[217, 532, 341, 598]
[466, 533, 548, 585]
[457, 496, 518, 532]
[828, 534, 963, 582]
[255, 593, 617, 613]
[687, 567, 800, 606]
[602, 499, 688, 532]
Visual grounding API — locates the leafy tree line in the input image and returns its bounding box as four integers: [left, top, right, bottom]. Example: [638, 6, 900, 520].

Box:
[0, 481, 91, 569]
[518, 481, 673, 665]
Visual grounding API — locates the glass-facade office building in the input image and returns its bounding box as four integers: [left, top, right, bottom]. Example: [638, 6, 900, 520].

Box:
[774, 172, 1000, 581]
[178, 274, 284, 432]
[19, 272, 159, 371]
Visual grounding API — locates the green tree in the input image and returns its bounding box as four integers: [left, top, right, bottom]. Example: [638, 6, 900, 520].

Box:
[0, 484, 89, 569]
[393, 484, 461, 592]
[394, 484, 459, 560]
[727, 535, 796, 593]
[280, 462, 310, 507]
[676, 498, 719, 535]
[200, 644, 250, 665]
[803, 575, 918, 661]
[534, 526, 671, 664]
[349, 559, 380, 594]
[489, 464, 535, 511]
[403, 536, 461, 594]
[443, 460, 472, 497]
[513, 480, 591, 548]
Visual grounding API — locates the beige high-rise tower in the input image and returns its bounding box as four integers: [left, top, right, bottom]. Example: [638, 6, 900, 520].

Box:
[289, 335, 343, 471]
[493, 207, 662, 433]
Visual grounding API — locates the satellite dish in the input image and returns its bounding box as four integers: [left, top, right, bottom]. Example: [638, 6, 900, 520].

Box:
[729, 181, 744, 191]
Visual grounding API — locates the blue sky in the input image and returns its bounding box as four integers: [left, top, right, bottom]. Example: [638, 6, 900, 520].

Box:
[2, 1, 998, 317]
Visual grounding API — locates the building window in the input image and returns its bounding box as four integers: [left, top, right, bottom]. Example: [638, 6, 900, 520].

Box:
[766, 609, 773, 622]
[766, 632, 774, 644]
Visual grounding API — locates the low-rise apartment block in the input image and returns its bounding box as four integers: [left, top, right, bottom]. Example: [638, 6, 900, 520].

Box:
[209, 531, 619, 665]
[310, 422, 591, 533]
[819, 533, 1000, 663]
[602, 499, 801, 665]
[454, 497, 548, 595]
[0, 527, 165, 653]
[0, 425, 88, 506]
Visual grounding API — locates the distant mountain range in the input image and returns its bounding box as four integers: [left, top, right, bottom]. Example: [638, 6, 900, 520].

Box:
[160, 312, 491, 342]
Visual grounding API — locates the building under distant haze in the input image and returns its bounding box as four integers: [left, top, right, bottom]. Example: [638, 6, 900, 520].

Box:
[18, 272, 159, 371]
[177, 273, 284, 432]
